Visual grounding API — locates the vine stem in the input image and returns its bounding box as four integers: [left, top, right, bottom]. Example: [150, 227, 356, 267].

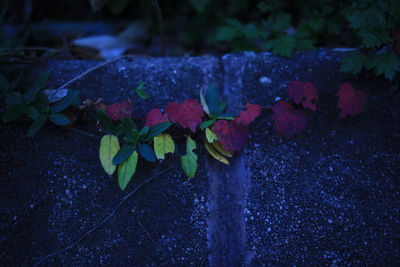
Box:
[33, 166, 174, 266]
[57, 55, 132, 90]
[47, 55, 132, 100]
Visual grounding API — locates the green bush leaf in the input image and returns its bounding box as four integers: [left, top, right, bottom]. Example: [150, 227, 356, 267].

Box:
[48, 113, 71, 126]
[2, 104, 26, 123]
[112, 144, 136, 165]
[180, 136, 197, 178]
[27, 114, 47, 137]
[139, 143, 157, 162]
[50, 90, 80, 113]
[340, 51, 366, 75]
[153, 133, 175, 160]
[99, 135, 120, 175]
[190, 0, 210, 13]
[97, 109, 115, 134]
[118, 151, 138, 190]
[216, 26, 240, 41]
[23, 71, 49, 104]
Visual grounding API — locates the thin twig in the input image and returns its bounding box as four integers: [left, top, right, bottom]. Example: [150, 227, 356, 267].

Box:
[64, 127, 101, 139]
[57, 55, 131, 90]
[137, 218, 153, 242]
[47, 55, 132, 100]
[33, 166, 173, 266]
[152, 0, 166, 56]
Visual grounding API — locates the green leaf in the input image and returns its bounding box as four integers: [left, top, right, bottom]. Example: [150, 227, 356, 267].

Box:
[2, 104, 26, 122]
[118, 151, 139, 190]
[23, 71, 49, 104]
[112, 144, 136, 165]
[116, 117, 137, 136]
[205, 128, 218, 143]
[153, 133, 175, 160]
[27, 114, 47, 137]
[48, 113, 71, 126]
[265, 35, 295, 57]
[374, 53, 400, 80]
[97, 109, 115, 134]
[190, 0, 210, 13]
[205, 84, 219, 114]
[216, 26, 240, 41]
[340, 51, 366, 75]
[33, 93, 50, 112]
[358, 29, 382, 48]
[138, 126, 149, 137]
[134, 82, 148, 99]
[5, 92, 23, 105]
[200, 119, 216, 129]
[50, 90, 80, 113]
[139, 143, 157, 162]
[180, 136, 197, 178]
[145, 122, 172, 140]
[26, 106, 40, 119]
[99, 135, 120, 175]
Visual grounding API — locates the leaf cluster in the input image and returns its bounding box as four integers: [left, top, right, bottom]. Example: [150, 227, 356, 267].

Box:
[1, 68, 80, 136]
[340, 0, 400, 80]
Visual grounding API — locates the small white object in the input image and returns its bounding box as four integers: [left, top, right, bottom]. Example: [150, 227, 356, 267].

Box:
[259, 76, 272, 84]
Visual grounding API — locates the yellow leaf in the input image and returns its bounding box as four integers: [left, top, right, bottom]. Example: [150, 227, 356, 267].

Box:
[204, 139, 229, 165]
[212, 141, 233, 157]
[118, 151, 138, 190]
[153, 133, 175, 160]
[99, 135, 120, 175]
[205, 127, 218, 143]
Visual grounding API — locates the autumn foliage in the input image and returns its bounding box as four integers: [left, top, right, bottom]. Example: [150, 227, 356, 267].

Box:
[99, 81, 367, 188]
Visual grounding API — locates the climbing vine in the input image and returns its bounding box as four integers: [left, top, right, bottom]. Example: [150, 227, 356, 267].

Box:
[1, 65, 367, 190]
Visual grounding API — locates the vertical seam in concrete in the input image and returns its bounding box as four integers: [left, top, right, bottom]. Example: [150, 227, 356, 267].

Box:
[207, 55, 250, 267]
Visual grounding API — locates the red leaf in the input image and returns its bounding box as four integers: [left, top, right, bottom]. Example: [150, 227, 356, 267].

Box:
[235, 103, 261, 125]
[212, 120, 249, 152]
[105, 100, 132, 121]
[336, 83, 366, 118]
[271, 101, 308, 138]
[287, 81, 318, 111]
[145, 108, 169, 127]
[166, 99, 204, 132]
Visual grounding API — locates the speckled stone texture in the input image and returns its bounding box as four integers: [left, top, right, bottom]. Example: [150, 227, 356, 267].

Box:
[1, 56, 219, 266]
[222, 50, 400, 265]
[1, 50, 399, 266]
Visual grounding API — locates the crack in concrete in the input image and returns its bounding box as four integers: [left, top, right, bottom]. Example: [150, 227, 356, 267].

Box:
[207, 57, 251, 266]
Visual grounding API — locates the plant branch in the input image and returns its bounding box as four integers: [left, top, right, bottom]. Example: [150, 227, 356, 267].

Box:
[33, 166, 173, 266]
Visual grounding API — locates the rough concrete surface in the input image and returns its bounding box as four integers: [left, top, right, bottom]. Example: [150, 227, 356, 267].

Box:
[1, 49, 399, 266]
